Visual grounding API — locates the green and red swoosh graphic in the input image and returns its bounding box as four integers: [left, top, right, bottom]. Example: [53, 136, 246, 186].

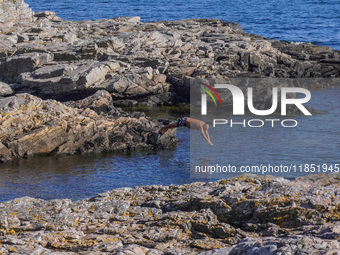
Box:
[200, 83, 223, 106]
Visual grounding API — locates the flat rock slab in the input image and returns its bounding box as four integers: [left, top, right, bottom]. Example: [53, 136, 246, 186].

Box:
[0, 173, 339, 254]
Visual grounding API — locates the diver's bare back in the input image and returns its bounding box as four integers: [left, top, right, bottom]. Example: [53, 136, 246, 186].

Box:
[186, 118, 206, 129]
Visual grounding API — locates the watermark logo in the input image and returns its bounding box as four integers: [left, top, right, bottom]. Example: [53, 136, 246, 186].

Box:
[201, 84, 312, 116]
[199, 83, 312, 128]
[190, 78, 339, 179]
[200, 83, 223, 112]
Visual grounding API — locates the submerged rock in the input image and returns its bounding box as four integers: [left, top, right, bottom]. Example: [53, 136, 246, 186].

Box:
[0, 174, 339, 254]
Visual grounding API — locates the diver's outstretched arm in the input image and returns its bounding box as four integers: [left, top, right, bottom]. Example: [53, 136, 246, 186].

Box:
[160, 123, 178, 134]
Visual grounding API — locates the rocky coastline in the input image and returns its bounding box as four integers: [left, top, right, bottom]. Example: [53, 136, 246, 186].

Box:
[1, 1, 340, 254]
[1, 0, 340, 161]
[1, 173, 340, 254]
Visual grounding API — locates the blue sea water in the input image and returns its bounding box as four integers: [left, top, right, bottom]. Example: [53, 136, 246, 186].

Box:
[191, 87, 340, 180]
[0, 134, 191, 202]
[25, 0, 340, 50]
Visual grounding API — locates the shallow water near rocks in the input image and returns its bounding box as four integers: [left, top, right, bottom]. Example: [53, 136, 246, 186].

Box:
[0, 87, 339, 203]
[0, 140, 191, 202]
[190, 87, 340, 179]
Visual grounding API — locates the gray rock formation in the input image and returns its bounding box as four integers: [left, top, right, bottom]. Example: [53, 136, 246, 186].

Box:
[201, 236, 340, 255]
[0, 1, 339, 107]
[0, 93, 177, 162]
[0, 0, 34, 27]
[1, 2, 339, 254]
[0, 81, 13, 96]
[0, 174, 339, 254]
[0, 0, 338, 157]
[65, 90, 124, 117]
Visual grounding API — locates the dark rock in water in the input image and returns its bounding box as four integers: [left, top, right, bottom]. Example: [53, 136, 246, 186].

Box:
[0, 94, 177, 162]
[0, 173, 339, 254]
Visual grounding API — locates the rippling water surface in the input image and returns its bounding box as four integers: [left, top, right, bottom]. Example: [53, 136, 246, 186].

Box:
[25, 0, 340, 49]
[190, 87, 340, 179]
[0, 140, 190, 202]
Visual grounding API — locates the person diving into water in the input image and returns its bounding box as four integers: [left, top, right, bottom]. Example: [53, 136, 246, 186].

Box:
[160, 117, 213, 146]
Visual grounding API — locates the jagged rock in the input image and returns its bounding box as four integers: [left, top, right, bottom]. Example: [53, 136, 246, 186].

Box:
[201, 235, 340, 255]
[0, 6, 338, 106]
[115, 245, 149, 255]
[0, 81, 13, 96]
[0, 52, 53, 81]
[0, 0, 34, 27]
[0, 94, 177, 162]
[17, 33, 29, 43]
[0, 174, 339, 254]
[18, 61, 122, 96]
[65, 90, 123, 117]
[34, 11, 62, 22]
[32, 64, 74, 79]
[1, 2, 339, 253]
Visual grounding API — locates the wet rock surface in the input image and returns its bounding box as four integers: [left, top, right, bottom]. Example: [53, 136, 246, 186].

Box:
[0, 174, 339, 254]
